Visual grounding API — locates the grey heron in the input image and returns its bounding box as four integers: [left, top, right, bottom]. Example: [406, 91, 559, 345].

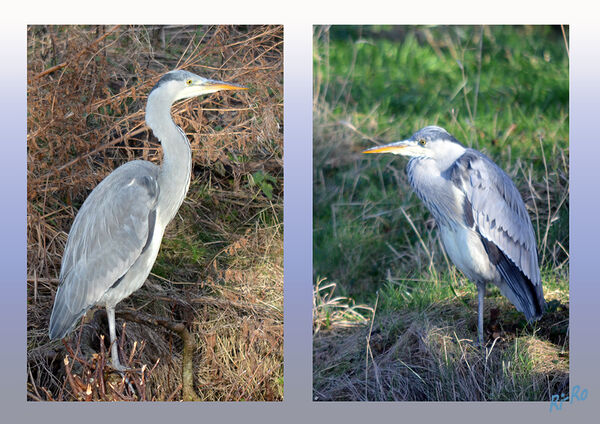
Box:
[48, 69, 246, 370]
[363, 126, 545, 346]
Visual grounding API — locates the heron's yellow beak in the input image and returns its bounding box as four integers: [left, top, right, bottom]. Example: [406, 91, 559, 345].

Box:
[362, 142, 408, 154]
[180, 78, 248, 100]
[202, 80, 247, 91]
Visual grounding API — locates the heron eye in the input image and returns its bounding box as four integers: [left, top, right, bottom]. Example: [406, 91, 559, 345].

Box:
[418, 138, 426, 146]
[186, 79, 193, 86]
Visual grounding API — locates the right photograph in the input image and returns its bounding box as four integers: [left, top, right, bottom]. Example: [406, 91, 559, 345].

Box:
[313, 25, 569, 401]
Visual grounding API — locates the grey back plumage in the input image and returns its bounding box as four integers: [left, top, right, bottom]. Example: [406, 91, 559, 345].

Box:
[48, 160, 160, 339]
[445, 149, 544, 319]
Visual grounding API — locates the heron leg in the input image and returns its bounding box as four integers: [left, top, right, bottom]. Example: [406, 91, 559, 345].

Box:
[477, 283, 486, 347]
[106, 306, 128, 372]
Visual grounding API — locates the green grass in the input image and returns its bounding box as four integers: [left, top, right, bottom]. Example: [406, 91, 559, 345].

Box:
[313, 25, 569, 401]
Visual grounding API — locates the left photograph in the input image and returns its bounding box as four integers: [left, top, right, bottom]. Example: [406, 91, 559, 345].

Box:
[27, 25, 283, 401]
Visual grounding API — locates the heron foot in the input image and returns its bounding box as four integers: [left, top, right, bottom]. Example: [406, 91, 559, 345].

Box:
[109, 358, 136, 373]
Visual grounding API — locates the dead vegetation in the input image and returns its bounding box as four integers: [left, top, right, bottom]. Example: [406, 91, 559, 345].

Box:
[27, 25, 283, 401]
[313, 288, 569, 401]
[313, 278, 373, 334]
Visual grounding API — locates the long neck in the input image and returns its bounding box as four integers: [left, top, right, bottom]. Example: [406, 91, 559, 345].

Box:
[407, 156, 464, 229]
[146, 92, 192, 227]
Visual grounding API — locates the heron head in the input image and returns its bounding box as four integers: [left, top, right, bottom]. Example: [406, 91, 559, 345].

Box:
[150, 69, 247, 103]
[362, 126, 464, 160]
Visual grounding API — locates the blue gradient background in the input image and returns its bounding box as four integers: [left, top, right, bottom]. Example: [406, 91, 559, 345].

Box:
[3, 2, 598, 423]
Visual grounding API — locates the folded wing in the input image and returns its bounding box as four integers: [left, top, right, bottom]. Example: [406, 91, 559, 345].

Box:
[49, 160, 160, 339]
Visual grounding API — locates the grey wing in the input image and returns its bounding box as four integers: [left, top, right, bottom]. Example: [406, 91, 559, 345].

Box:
[49, 160, 160, 339]
[449, 150, 544, 319]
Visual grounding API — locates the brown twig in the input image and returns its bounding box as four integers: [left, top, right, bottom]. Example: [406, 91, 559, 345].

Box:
[32, 25, 121, 80]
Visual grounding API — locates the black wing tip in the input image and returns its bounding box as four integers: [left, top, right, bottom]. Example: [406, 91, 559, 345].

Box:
[524, 306, 544, 322]
[479, 235, 545, 321]
[530, 297, 546, 322]
[522, 278, 546, 322]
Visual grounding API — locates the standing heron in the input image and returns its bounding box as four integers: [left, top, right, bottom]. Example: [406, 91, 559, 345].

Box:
[49, 69, 246, 370]
[363, 126, 545, 346]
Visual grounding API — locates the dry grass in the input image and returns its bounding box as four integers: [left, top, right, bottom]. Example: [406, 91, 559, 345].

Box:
[313, 278, 373, 334]
[27, 25, 283, 401]
[314, 288, 569, 401]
